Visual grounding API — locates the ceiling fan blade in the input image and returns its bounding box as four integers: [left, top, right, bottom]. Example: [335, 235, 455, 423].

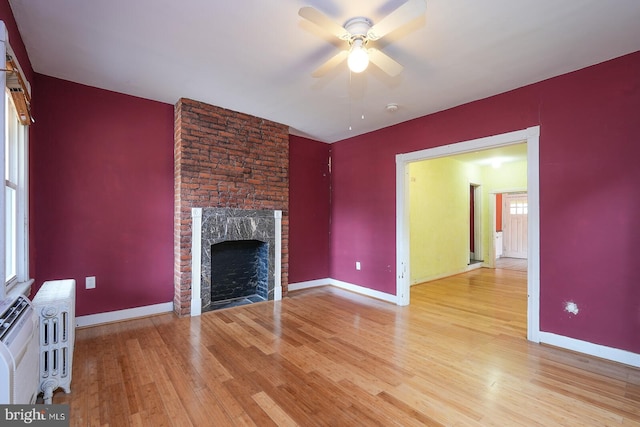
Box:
[367, 48, 404, 77]
[299, 7, 350, 40]
[367, 0, 427, 40]
[312, 50, 349, 77]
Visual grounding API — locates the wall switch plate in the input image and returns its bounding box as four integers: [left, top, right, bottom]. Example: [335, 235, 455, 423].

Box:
[86, 276, 96, 289]
[355, 262, 361, 270]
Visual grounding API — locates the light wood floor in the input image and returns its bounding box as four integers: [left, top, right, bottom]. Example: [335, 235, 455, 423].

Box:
[55, 268, 640, 426]
[495, 257, 527, 271]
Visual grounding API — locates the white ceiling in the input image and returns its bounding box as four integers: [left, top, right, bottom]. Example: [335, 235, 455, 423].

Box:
[9, 0, 640, 143]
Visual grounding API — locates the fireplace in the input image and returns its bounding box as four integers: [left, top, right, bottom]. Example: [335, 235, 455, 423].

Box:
[190, 207, 282, 315]
[209, 239, 268, 309]
[174, 98, 289, 316]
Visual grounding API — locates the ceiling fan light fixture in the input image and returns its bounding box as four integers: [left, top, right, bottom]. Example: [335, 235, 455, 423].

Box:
[301, 1, 427, 77]
[347, 38, 369, 73]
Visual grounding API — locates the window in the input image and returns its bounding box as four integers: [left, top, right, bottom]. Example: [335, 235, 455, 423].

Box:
[5, 92, 19, 286]
[509, 201, 528, 215]
[1, 47, 31, 298]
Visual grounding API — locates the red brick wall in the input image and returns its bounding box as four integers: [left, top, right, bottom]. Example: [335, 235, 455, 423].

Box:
[174, 98, 289, 316]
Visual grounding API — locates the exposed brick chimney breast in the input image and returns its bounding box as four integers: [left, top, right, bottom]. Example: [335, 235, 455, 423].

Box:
[174, 98, 289, 316]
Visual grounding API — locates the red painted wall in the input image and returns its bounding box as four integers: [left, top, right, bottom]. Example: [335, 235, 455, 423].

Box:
[288, 135, 331, 283]
[331, 51, 640, 354]
[537, 52, 640, 353]
[32, 75, 174, 316]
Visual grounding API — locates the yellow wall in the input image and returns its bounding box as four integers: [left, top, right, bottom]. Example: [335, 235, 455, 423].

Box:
[409, 157, 526, 284]
[409, 157, 481, 283]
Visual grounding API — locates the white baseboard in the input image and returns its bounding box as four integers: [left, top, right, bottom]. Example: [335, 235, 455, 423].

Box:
[539, 331, 640, 368]
[288, 278, 331, 291]
[411, 262, 483, 286]
[288, 278, 397, 304]
[328, 279, 397, 304]
[76, 301, 174, 328]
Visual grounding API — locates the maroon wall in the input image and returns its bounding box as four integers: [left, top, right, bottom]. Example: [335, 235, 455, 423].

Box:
[330, 51, 640, 354]
[288, 135, 331, 283]
[32, 75, 175, 316]
[537, 52, 640, 353]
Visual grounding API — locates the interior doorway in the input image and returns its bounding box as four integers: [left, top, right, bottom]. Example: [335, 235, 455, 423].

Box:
[396, 126, 540, 343]
[502, 193, 528, 259]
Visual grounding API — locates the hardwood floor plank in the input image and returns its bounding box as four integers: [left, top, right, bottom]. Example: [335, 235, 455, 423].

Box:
[222, 375, 277, 427]
[379, 385, 482, 427]
[249, 370, 321, 426]
[56, 268, 640, 426]
[146, 355, 195, 426]
[251, 391, 299, 427]
[192, 387, 235, 426]
[337, 379, 432, 427]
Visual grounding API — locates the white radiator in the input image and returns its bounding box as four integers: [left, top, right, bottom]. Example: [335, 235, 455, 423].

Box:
[0, 294, 39, 404]
[32, 279, 76, 404]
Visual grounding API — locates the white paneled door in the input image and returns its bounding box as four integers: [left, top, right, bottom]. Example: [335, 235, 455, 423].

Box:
[503, 193, 528, 259]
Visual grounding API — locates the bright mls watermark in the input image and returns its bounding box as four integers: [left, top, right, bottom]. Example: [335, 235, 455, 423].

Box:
[0, 405, 69, 426]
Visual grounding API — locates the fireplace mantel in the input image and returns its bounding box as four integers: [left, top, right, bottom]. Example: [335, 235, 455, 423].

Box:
[190, 207, 282, 316]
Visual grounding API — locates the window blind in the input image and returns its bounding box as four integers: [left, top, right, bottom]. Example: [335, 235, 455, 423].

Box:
[5, 54, 33, 125]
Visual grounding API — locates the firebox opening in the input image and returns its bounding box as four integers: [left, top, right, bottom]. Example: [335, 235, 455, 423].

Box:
[207, 239, 269, 311]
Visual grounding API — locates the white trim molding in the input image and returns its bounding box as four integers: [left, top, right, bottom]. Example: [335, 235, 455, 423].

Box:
[539, 332, 640, 368]
[288, 278, 397, 304]
[274, 210, 282, 301]
[526, 126, 541, 343]
[0, 23, 6, 301]
[76, 302, 174, 328]
[329, 279, 397, 303]
[191, 208, 203, 316]
[288, 278, 331, 292]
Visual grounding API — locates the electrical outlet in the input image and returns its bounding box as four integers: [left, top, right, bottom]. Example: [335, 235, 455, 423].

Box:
[86, 276, 96, 289]
[355, 262, 361, 270]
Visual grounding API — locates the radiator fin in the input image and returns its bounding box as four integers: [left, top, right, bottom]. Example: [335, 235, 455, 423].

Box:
[33, 279, 76, 404]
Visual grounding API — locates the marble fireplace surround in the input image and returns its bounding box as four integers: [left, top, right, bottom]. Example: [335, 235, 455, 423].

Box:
[190, 207, 282, 316]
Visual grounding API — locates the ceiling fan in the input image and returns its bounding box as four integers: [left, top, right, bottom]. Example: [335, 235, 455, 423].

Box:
[299, 0, 427, 77]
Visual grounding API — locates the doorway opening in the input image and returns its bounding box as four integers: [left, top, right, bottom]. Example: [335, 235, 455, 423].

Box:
[396, 127, 540, 343]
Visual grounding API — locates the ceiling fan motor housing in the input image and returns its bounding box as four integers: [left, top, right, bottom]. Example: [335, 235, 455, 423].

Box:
[344, 17, 373, 43]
